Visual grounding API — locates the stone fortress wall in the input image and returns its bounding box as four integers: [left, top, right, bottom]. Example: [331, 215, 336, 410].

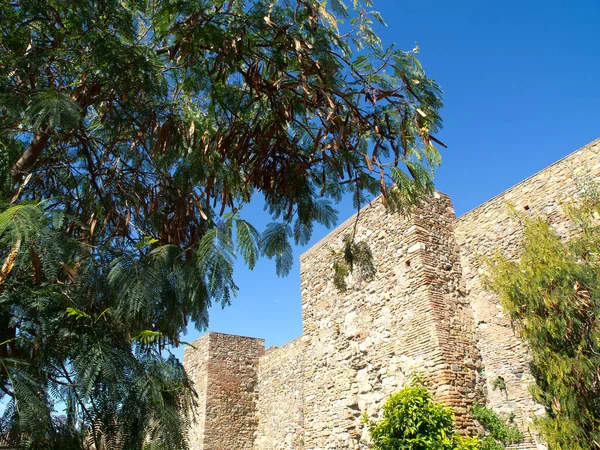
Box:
[184, 138, 600, 449]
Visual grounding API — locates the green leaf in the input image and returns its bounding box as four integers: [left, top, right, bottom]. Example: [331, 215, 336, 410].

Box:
[235, 218, 260, 269]
[197, 223, 237, 303]
[26, 89, 82, 132]
[330, 0, 350, 18]
[260, 223, 293, 277]
[370, 11, 387, 26]
[133, 330, 162, 344]
[65, 307, 91, 321]
[0, 203, 43, 239]
[311, 199, 338, 228]
[294, 217, 314, 246]
[136, 236, 159, 249]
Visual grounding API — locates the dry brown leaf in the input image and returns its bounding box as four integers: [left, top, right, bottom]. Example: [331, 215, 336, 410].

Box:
[0, 240, 21, 286]
[89, 215, 97, 237]
[60, 262, 76, 282]
[364, 154, 373, 172]
[30, 246, 41, 283]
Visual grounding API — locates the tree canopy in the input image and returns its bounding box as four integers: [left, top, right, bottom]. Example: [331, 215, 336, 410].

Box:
[0, 0, 444, 447]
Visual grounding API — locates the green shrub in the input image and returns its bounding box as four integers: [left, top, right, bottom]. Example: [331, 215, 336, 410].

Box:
[490, 376, 506, 392]
[472, 404, 523, 450]
[454, 435, 482, 450]
[366, 376, 480, 450]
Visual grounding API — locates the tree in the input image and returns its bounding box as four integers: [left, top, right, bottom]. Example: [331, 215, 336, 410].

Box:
[0, 0, 444, 447]
[0, 202, 194, 449]
[486, 194, 600, 450]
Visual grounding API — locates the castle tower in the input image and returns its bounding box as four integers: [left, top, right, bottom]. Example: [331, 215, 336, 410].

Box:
[184, 332, 264, 450]
[299, 193, 482, 449]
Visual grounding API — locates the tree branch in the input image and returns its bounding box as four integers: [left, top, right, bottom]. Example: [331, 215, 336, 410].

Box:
[9, 127, 51, 182]
[9, 82, 103, 183]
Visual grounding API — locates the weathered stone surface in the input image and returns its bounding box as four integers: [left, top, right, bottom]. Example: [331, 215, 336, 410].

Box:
[255, 337, 305, 450]
[185, 335, 209, 449]
[183, 138, 600, 450]
[300, 194, 481, 449]
[184, 332, 264, 450]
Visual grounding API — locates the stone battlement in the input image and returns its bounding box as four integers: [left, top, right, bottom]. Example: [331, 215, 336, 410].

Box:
[184, 138, 600, 449]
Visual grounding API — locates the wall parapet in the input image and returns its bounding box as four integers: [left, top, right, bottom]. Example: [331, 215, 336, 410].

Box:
[457, 137, 600, 224]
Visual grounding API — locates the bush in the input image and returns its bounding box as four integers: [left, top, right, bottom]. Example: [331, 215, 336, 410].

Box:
[472, 404, 523, 449]
[366, 376, 481, 450]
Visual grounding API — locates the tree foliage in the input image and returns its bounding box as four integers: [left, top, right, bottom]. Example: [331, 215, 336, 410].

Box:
[0, 0, 445, 446]
[0, 202, 194, 449]
[332, 232, 376, 291]
[485, 194, 600, 450]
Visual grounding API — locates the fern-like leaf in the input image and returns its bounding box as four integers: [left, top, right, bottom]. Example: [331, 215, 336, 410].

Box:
[260, 223, 293, 277]
[196, 223, 237, 305]
[26, 89, 82, 132]
[235, 219, 260, 270]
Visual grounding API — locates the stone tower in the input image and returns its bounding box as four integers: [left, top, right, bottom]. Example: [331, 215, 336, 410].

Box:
[184, 333, 264, 449]
[299, 193, 481, 447]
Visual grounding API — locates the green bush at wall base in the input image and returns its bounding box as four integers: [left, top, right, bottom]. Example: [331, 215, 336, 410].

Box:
[472, 404, 523, 450]
[366, 376, 524, 450]
[365, 376, 481, 450]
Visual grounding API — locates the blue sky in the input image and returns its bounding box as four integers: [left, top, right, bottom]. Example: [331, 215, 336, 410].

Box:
[173, 0, 600, 360]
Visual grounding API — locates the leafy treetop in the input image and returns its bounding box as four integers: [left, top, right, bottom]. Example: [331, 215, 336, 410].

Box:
[1, 1, 444, 343]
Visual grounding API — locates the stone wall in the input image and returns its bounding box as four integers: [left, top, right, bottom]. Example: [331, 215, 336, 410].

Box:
[454, 137, 600, 447]
[254, 337, 305, 450]
[299, 193, 481, 449]
[185, 332, 265, 450]
[184, 138, 600, 450]
[185, 334, 210, 450]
